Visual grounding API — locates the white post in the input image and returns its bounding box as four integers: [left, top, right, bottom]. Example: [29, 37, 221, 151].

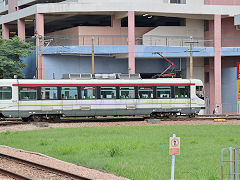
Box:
[234, 148, 238, 180]
[230, 147, 233, 180]
[171, 134, 176, 180]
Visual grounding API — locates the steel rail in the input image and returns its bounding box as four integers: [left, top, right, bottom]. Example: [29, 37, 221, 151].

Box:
[0, 167, 33, 180]
[1, 114, 240, 123]
[0, 152, 92, 180]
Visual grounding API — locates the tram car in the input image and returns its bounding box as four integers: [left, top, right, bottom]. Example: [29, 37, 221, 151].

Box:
[0, 78, 205, 121]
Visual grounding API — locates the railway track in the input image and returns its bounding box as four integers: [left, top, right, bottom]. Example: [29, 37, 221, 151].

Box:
[156, 114, 240, 121]
[0, 117, 145, 125]
[0, 152, 92, 180]
[0, 114, 240, 125]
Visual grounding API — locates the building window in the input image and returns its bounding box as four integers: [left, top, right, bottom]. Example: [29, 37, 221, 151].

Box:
[120, 87, 135, 99]
[196, 86, 204, 99]
[204, 58, 209, 65]
[41, 87, 58, 100]
[174, 86, 190, 98]
[61, 87, 78, 99]
[138, 87, 153, 99]
[121, 16, 186, 27]
[205, 72, 209, 83]
[170, 0, 186, 4]
[156, 86, 171, 98]
[101, 87, 116, 99]
[81, 87, 96, 99]
[0, 87, 12, 100]
[204, 20, 209, 32]
[20, 87, 37, 100]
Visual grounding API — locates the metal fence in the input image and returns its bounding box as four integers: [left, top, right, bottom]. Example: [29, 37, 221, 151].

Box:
[42, 35, 129, 46]
[30, 35, 213, 47]
[26, 35, 240, 48]
[221, 148, 240, 180]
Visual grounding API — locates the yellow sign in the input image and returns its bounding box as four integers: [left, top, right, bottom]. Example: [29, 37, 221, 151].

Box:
[238, 80, 240, 101]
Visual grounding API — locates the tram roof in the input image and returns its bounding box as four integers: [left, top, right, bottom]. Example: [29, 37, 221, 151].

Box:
[0, 78, 203, 86]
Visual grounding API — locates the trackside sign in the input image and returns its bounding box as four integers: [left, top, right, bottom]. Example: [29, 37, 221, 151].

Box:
[169, 137, 180, 155]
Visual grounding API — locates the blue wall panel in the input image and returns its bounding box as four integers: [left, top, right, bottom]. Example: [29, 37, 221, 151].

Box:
[222, 67, 237, 113]
[43, 55, 186, 79]
[44, 55, 128, 79]
[22, 51, 36, 79]
[22, 45, 240, 80]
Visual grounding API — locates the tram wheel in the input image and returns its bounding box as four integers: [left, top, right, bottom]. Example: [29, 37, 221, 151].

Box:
[188, 113, 196, 118]
[31, 115, 42, 122]
[168, 113, 177, 118]
[22, 117, 30, 122]
[150, 113, 157, 119]
[51, 115, 61, 122]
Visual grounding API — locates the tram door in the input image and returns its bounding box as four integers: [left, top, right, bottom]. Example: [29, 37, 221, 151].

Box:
[0, 84, 18, 118]
[11, 80, 19, 118]
[174, 85, 191, 114]
[61, 87, 78, 116]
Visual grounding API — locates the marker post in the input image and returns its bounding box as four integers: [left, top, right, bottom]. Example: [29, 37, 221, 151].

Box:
[169, 134, 180, 180]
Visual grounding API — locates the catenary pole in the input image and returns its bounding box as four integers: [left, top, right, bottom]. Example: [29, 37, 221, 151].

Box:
[91, 36, 95, 75]
[184, 36, 199, 79]
[189, 39, 193, 79]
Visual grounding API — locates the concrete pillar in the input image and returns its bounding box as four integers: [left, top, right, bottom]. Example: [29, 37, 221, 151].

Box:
[35, 14, 44, 37]
[8, 0, 18, 13]
[35, 13, 44, 79]
[17, 19, 25, 41]
[128, 11, 135, 74]
[209, 58, 215, 114]
[2, 23, 9, 39]
[112, 16, 121, 30]
[214, 14, 222, 114]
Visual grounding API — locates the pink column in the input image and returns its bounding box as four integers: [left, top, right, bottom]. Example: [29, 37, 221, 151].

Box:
[128, 11, 135, 74]
[17, 19, 25, 41]
[112, 16, 121, 31]
[8, 0, 18, 13]
[209, 58, 215, 114]
[2, 24, 9, 39]
[214, 14, 222, 114]
[35, 13, 44, 79]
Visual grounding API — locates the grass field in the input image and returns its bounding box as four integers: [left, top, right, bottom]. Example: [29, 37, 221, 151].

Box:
[0, 125, 239, 179]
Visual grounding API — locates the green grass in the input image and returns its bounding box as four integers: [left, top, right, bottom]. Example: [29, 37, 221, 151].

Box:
[0, 125, 239, 179]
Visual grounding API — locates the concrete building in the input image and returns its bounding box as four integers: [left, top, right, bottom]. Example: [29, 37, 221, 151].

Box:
[1, 0, 240, 114]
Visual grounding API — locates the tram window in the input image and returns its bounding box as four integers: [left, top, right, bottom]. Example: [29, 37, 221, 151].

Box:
[81, 87, 96, 99]
[120, 87, 135, 99]
[138, 87, 153, 99]
[20, 87, 37, 100]
[174, 86, 189, 98]
[101, 87, 116, 99]
[61, 87, 78, 99]
[0, 87, 12, 100]
[196, 86, 204, 99]
[156, 86, 171, 98]
[41, 87, 58, 100]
